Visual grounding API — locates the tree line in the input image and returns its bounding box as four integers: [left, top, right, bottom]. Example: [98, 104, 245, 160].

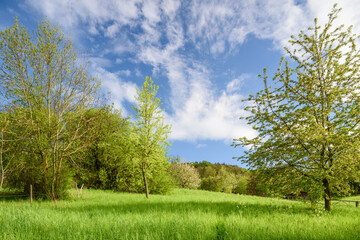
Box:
[0, 19, 171, 199]
[0, 18, 254, 200]
[171, 158, 253, 195]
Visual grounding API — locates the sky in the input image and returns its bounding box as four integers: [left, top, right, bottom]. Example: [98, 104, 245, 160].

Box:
[1, 0, 360, 167]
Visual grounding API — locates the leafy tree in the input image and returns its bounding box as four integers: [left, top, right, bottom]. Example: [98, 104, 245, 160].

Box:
[132, 77, 172, 198]
[0, 111, 18, 190]
[116, 157, 144, 192]
[235, 174, 249, 195]
[245, 171, 270, 197]
[171, 162, 201, 189]
[216, 166, 238, 193]
[0, 19, 100, 198]
[74, 106, 132, 189]
[76, 102, 173, 195]
[192, 161, 248, 194]
[234, 5, 360, 211]
[199, 166, 236, 193]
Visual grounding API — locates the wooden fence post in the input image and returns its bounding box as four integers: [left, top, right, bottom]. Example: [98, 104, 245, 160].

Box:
[356, 201, 359, 207]
[76, 183, 79, 199]
[30, 184, 32, 207]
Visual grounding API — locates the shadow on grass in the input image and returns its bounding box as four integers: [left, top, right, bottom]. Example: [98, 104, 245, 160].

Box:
[0, 195, 30, 202]
[59, 199, 309, 217]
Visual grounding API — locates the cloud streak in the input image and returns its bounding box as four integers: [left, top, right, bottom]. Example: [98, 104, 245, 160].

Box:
[23, 0, 360, 142]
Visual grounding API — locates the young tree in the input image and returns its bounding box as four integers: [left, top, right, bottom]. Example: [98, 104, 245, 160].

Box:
[171, 162, 201, 189]
[234, 5, 360, 211]
[132, 77, 171, 198]
[0, 19, 100, 198]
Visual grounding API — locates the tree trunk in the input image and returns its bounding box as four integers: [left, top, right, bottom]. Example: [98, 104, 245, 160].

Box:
[52, 158, 56, 199]
[0, 172, 4, 191]
[0, 139, 3, 191]
[323, 178, 331, 211]
[142, 170, 149, 199]
[42, 152, 50, 197]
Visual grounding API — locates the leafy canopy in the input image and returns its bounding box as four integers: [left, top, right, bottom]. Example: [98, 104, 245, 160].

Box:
[132, 76, 172, 198]
[234, 5, 360, 210]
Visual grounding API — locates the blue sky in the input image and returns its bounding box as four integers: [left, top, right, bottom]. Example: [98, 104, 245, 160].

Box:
[1, 0, 359, 167]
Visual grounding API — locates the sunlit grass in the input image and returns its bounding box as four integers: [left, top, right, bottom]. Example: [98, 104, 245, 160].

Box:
[0, 189, 359, 239]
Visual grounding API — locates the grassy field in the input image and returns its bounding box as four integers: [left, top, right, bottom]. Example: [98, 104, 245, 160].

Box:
[0, 189, 360, 240]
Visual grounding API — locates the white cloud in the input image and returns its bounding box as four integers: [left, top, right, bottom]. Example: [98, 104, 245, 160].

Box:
[135, 69, 143, 77]
[165, 72, 257, 141]
[188, 1, 234, 45]
[226, 74, 250, 93]
[229, 26, 249, 46]
[24, 0, 141, 38]
[210, 40, 225, 55]
[135, 21, 256, 142]
[307, 0, 360, 34]
[24, 0, 360, 53]
[112, 41, 136, 54]
[187, 0, 310, 53]
[196, 143, 207, 148]
[90, 57, 112, 68]
[105, 23, 120, 38]
[142, 0, 161, 26]
[23, 0, 360, 143]
[101, 75, 138, 114]
[88, 60, 137, 114]
[161, 0, 181, 19]
[118, 70, 131, 77]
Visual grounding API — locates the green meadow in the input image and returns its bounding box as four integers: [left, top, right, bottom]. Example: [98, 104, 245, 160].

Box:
[1, 189, 360, 240]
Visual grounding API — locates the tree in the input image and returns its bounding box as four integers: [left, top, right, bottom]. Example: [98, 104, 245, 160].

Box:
[74, 106, 132, 190]
[171, 161, 201, 189]
[235, 174, 249, 195]
[0, 111, 18, 190]
[0, 19, 100, 198]
[215, 166, 238, 193]
[234, 5, 360, 211]
[132, 77, 172, 198]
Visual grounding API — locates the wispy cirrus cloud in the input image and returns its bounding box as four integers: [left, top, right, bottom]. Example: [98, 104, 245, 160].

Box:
[22, 0, 360, 143]
[88, 57, 137, 114]
[25, 0, 140, 29]
[187, 0, 311, 54]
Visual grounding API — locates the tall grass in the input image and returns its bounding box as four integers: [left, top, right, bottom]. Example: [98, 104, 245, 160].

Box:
[0, 189, 359, 239]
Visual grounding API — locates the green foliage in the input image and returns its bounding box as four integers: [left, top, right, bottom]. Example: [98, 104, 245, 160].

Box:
[115, 157, 144, 192]
[67, 77, 174, 196]
[0, 111, 20, 190]
[193, 161, 249, 194]
[117, 153, 174, 194]
[0, 21, 173, 198]
[0, 18, 99, 198]
[146, 161, 174, 194]
[171, 161, 201, 189]
[236, 174, 249, 195]
[132, 77, 172, 197]
[74, 106, 132, 190]
[200, 167, 238, 193]
[234, 5, 360, 211]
